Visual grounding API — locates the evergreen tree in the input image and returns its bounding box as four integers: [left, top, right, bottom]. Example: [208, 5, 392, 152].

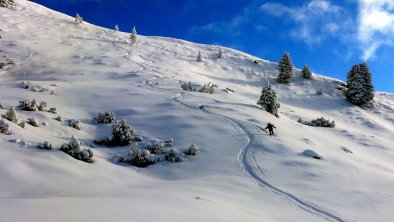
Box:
[130, 26, 137, 45]
[218, 48, 223, 59]
[345, 62, 374, 105]
[114, 24, 119, 32]
[75, 13, 83, 24]
[257, 84, 280, 117]
[196, 51, 202, 62]
[277, 52, 293, 84]
[302, 65, 312, 79]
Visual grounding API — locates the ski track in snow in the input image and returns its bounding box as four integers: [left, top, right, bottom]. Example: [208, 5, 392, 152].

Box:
[71, 27, 350, 222]
[170, 93, 349, 222]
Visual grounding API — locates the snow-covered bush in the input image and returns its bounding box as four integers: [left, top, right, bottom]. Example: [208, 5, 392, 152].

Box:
[185, 143, 199, 155]
[48, 107, 57, 114]
[0, 56, 15, 70]
[68, 119, 81, 130]
[298, 117, 335, 128]
[342, 147, 353, 153]
[316, 89, 323, 95]
[301, 149, 322, 160]
[146, 140, 164, 154]
[94, 111, 116, 124]
[21, 81, 31, 89]
[12, 138, 29, 146]
[4, 107, 17, 123]
[38, 141, 52, 150]
[0, 0, 15, 8]
[181, 81, 195, 91]
[225, 87, 235, 93]
[345, 62, 374, 105]
[75, 13, 83, 24]
[217, 49, 223, 59]
[277, 52, 293, 84]
[127, 143, 157, 167]
[18, 99, 38, 111]
[196, 51, 202, 62]
[130, 26, 137, 45]
[18, 121, 25, 128]
[111, 119, 135, 146]
[27, 118, 39, 127]
[165, 149, 185, 162]
[38, 102, 47, 111]
[199, 82, 218, 94]
[302, 65, 312, 79]
[114, 24, 119, 32]
[257, 84, 280, 117]
[0, 119, 12, 135]
[55, 115, 63, 122]
[61, 135, 94, 163]
[164, 138, 174, 147]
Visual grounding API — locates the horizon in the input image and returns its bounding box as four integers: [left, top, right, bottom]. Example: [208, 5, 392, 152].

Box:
[32, 0, 394, 93]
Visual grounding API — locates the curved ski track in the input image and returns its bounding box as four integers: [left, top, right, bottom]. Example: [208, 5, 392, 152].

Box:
[171, 93, 349, 222]
[103, 31, 349, 222]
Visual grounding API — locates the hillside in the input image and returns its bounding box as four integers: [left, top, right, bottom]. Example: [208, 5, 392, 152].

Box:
[1, 1, 393, 221]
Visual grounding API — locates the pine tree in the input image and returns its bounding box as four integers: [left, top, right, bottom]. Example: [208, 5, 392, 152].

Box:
[257, 84, 280, 117]
[130, 26, 137, 45]
[218, 48, 223, 59]
[196, 51, 202, 62]
[302, 65, 312, 79]
[75, 13, 83, 24]
[345, 62, 374, 105]
[114, 24, 119, 32]
[277, 52, 293, 84]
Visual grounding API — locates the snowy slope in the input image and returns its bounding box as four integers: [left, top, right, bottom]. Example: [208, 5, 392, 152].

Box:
[1, 1, 393, 221]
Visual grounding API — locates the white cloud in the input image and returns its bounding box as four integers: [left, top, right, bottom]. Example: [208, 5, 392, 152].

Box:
[358, 0, 394, 60]
[260, 0, 352, 45]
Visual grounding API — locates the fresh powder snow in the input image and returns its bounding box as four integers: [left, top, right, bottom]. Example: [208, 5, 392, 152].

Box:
[0, 1, 393, 222]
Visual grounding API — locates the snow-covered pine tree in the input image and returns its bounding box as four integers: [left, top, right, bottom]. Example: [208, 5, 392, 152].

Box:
[277, 52, 293, 84]
[75, 13, 83, 24]
[345, 62, 374, 105]
[218, 49, 223, 59]
[61, 135, 94, 163]
[257, 84, 280, 117]
[114, 24, 119, 32]
[196, 51, 202, 62]
[130, 26, 137, 45]
[302, 65, 312, 79]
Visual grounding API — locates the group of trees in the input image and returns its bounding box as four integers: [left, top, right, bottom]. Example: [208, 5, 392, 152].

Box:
[196, 49, 223, 62]
[257, 52, 374, 117]
[74, 14, 138, 46]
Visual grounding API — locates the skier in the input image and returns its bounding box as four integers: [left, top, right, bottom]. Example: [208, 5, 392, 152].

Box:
[265, 123, 276, 136]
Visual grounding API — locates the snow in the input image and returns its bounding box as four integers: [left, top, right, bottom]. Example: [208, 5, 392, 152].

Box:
[0, 1, 393, 221]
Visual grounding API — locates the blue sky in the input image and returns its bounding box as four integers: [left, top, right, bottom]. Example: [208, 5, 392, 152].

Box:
[33, 0, 394, 92]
